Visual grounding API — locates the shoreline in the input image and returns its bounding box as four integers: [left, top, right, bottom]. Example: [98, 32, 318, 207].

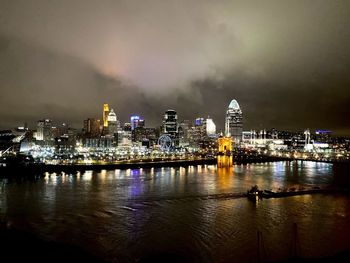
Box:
[0, 156, 349, 178]
[0, 156, 286, 177]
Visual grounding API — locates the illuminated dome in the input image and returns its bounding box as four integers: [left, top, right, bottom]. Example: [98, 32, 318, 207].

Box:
[107, 109, 117, 122]
[228, 99, 240, 109]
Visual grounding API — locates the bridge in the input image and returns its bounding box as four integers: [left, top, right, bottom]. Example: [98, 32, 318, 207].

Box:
[0, 130, 28, 156]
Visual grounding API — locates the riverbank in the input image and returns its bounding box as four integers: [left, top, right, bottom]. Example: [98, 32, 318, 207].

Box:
[0, 158, 216, 177]
[1, 156, 349, 178]
[0, 156, 288, 177]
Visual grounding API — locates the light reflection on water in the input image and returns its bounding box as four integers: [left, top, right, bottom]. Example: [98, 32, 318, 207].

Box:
[0, 161, 349, 263]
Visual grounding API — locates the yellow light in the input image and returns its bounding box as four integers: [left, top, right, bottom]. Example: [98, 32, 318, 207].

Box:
[103, 103, 109, 127]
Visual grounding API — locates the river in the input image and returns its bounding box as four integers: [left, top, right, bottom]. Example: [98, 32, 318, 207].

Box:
[1, 161, 350, 262]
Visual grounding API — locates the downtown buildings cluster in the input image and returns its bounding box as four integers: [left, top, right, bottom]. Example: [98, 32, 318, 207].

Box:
[0, 99, 243, 162]
[0, 99, 350, 164]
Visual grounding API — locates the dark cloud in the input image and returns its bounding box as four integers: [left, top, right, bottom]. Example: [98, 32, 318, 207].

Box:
[0, 0, 349, 134]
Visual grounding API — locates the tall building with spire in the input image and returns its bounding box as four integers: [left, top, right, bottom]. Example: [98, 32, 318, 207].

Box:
[107, 109, 118, 135]
[103, 103, 109, 128]
[225, 99, 243, 143]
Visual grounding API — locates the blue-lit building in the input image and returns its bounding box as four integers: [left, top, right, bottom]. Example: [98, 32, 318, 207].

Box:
[130, 115, 145, 130]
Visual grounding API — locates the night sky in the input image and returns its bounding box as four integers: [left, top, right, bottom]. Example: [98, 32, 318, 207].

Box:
[0, 0, 349, 134]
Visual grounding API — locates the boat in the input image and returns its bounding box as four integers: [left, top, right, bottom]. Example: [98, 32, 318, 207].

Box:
[247, 185, 263, 201]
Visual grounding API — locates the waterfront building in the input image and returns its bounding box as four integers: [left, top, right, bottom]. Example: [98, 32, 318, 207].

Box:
[103, 103, 109, 128]
[225, 99, 243, 143]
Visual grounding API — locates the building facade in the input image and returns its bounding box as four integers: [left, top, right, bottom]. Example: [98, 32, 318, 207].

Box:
[36, 119, 53, 142]
[103, 103, 109, 128]
[225, 99, 243, 143]
[83, 118, 101, 138]
[206, 118, 216, 136]
[130, 115, 145, 130]
[163, 109, 179, 146]
[107, 109, 118, 135]
[163, 110, 178, 135]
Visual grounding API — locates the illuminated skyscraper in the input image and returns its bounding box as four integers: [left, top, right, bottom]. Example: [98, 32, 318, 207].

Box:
[163, 110, 179, 146]
[36, 119, 52, 141]
[225, 99, 243, 143]
[195, 117, 204, 126]
[103, 103, 109, 127]
[130, 115, 144, 130]
[36, 120, 44, 141]
[163, 110, 178, 136]
[179, 120, 190, 146]
[107, 109, 118, 135]
[206, 118, 216, 136]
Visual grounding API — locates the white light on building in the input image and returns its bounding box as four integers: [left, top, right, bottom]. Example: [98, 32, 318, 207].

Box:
[206, 118, 216, 136]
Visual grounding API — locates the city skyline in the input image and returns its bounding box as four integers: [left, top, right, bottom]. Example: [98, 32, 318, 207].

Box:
[1, 99, 348, 136]
[0, 1, 350, 135]
[1, 2, 350, 262]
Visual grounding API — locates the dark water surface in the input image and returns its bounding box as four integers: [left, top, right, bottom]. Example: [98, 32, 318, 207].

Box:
[1, 161, 350, 262]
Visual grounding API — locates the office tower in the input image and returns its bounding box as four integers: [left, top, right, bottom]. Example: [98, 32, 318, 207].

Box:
[206, 118, 216, 136]
[225, 99, 243, 143]
[83, 118, 101, 138]
[130, 115, 144, 130]
[195, 117, 204, 126]
[162, 109, 179, 146]
[123, 122, 132, 131]
[36, 120, 44, 141]
[103, 103, 109, 128]
[179, 120, 190, 145]
[36, 119, 53, 141]
[163, 110, 178, 135]
[107, 109, 118, 135]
